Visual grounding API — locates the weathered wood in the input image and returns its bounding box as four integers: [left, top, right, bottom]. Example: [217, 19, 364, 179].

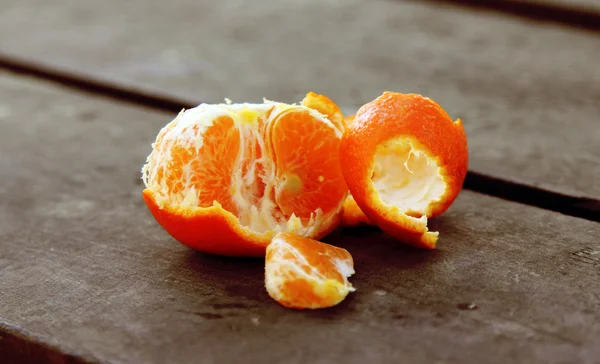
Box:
[0, 0, 598, 198]
[1, 72, 599, 363]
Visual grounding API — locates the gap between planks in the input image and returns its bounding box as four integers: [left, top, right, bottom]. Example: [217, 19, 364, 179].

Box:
[411, 0, 600, 34]
[1, 53, 598, 223]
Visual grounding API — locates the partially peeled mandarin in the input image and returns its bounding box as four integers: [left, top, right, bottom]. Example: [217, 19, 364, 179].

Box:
[142, 95, 348, 257]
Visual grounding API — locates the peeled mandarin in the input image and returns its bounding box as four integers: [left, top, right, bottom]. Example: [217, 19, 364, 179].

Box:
[142, 95, 348, 256]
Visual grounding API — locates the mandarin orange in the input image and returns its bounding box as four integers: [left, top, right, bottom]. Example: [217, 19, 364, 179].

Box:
[265, 232, 355, 309]
[339, 92, 468, 249]
[142, 97, 348, 257]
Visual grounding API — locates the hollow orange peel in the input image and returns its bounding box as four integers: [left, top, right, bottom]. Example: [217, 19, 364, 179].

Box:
[265, 232, 355, 309]
[339, 92, 468, 249]
[142, 96, 348, 257]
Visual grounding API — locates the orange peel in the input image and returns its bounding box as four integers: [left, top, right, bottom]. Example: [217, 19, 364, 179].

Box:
[339, 92, 468, 249]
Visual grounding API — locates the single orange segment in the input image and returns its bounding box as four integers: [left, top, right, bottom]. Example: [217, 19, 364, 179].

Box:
[142, 95, 348, 257]
[265, 232, 355, 309]
[340, 92, 468, 249]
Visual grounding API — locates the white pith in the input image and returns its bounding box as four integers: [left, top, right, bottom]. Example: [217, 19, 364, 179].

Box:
[371, 137, 446, 220]
[142, 101, 343, 237]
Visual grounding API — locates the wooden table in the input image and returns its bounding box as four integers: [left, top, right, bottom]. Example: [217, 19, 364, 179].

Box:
[1, 1, 599, 363]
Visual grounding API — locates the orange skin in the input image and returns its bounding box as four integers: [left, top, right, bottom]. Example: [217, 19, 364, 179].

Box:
[340, 92, 468, 248]
[340, 113, 372, 227]
[143, 187, 344, 258]
[143, 189, 268, 257]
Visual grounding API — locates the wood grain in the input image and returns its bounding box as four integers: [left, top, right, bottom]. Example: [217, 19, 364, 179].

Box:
[1, 72, 599, 363]
[1, 0, 599, 198]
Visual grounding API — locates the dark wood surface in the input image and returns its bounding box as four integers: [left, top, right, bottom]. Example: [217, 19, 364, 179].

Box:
[1, 72, 599, 363]
[1, 1, 600, 363]
[1, 0, 598, 197]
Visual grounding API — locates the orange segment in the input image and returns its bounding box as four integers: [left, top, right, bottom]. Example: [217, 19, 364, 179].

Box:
[301, 92, 345, 132]
[142, 98, 348, 257]
[271, 109, 347, 221]
[265, 232, 355, 309]
[340, 92, 468, 249]
[167, 116, 240, 213]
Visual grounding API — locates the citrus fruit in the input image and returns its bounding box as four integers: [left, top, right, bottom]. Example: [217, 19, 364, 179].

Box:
[339, 92, 468, 249]
[265, 232, 355, 309]
[142, 97, 348, 257]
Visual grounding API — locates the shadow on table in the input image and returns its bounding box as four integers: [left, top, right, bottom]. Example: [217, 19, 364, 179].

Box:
[166, 217, 450, 318]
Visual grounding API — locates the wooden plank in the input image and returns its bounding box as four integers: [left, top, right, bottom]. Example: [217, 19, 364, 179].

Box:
[0, 0, 599, 199]
[1, 72, 599, 363]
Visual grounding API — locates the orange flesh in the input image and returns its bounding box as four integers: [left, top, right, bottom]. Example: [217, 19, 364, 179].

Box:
[265, 232, 355, 309]
[301, 92, 345, 132]
[146, 107, 345, 224]
[142, 98, 347, 256]
[162, 116, 241, 213]
[272, 110, 346, 220]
